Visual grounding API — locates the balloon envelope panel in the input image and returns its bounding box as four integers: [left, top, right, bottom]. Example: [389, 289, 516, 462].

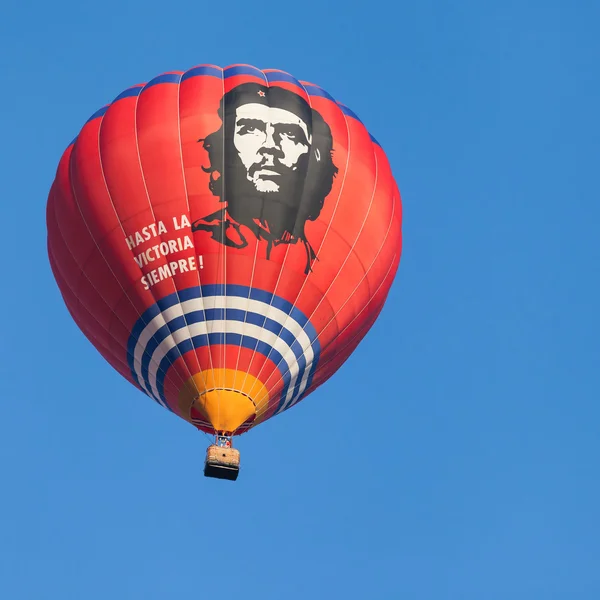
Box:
[47, 64, 403, 435]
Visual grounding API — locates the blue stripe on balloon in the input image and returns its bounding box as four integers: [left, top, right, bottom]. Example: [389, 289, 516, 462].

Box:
[155, 332, 291, 405]
[85, 105, 108, 123]
[181, 65, 222, 81]
[138, 307, 309, 398]
[80, 69, 375, 144]
[338, 103, 363, 124]
[127, 285, 320, 412]
[114, 86, 143, 101]
[145, 73, 181, 89]
[303, 84, 335, 102]
[224, 65, 266, 79]
[264, 71, 302, 86]
[142, 284, 316, 333]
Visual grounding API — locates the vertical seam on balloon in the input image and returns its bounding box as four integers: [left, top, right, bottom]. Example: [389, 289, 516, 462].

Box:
[252, 132, 381, 417]
[132, 80, 200, 412]
[235, 69, 293, 413]
[188, 67, 226, 432]
[218, 68, 226, 429]
[56, 151, 176, 405]
[175, 71, 213, 437]
[253, 192, 397, 420]
[232, 69, 270, 399]
[239, 78, 352, 418]
[234, 73, 311, 417]
[179, 66, 224, 431]
[91, 101, 188, 409]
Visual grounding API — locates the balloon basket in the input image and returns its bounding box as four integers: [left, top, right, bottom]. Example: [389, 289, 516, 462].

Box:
[204, 440, 240, 481]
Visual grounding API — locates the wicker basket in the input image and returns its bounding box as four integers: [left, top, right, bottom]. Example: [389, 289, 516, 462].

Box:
[204, 445, 241, 481]
[206, 445, 240, 467]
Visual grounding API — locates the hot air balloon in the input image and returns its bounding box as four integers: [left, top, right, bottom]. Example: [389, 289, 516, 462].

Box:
[46, 64, 403, 480]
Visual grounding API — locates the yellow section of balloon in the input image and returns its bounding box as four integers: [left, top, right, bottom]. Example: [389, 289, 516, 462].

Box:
[178, 369, 270, 432]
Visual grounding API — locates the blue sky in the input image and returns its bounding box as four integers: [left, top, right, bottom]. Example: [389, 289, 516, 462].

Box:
[1, 0, 599, 598]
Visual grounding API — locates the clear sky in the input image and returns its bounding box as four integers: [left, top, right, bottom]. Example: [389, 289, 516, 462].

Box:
[1, 0, 599, 598]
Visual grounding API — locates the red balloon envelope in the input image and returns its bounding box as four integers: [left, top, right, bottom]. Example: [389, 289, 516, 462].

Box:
[47, 64, 403, 437]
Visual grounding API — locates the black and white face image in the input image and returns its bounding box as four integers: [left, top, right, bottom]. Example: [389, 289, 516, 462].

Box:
[192, 82, 339, 274]
[233, 102, 311, 194]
